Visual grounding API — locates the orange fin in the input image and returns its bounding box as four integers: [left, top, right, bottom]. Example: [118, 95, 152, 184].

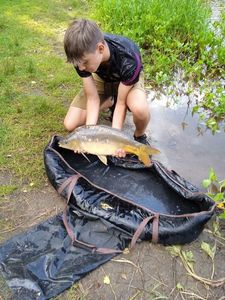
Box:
[138, 152, 152, 166]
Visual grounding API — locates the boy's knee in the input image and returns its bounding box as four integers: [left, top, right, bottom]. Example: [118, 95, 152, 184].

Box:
[63, 118, 76, 132]
[133, 106, 150, 120]
[63, 106, 86, 132]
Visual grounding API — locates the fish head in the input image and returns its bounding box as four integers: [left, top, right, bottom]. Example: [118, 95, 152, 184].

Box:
[58, 138, 79, 151]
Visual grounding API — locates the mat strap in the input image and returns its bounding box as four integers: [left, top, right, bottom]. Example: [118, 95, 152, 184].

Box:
[62, 209, 122, 255]
[130, 213, 160, 248]
[58, 174, 81, 203]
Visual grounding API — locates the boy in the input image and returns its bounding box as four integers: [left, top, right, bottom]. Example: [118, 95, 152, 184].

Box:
[63, 19, 150, 149]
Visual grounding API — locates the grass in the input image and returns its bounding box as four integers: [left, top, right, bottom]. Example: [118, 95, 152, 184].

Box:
[0, 0, 89, 187]
[0, 185, 18, 197]
[90, 0, 213, 83]
[54, 283, 87, 300]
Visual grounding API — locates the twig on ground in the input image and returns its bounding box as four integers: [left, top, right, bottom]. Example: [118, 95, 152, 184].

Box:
[0, 209, 55, 234]
[180, 290, 208, 300]
[128, 268, 137, 292]
[128, 290, 141, 300]
[111, 258, 140, 270]
[101, 267, 117, 300]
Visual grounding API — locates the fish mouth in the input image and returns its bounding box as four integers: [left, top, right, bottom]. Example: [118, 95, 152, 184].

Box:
[58, 137, 67, 147]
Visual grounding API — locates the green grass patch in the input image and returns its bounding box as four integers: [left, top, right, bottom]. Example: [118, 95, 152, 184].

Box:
[90, 0, 212, 82]
[0, 185, 18, 197]
[0, 0, 88, 186]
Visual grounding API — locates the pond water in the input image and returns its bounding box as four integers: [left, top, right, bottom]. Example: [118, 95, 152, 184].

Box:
[144, 1, 225, 191]
[148, 95, 225, 191]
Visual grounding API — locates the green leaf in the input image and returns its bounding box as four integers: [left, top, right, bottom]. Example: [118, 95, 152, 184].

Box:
[213, 193, 224, 202]
[219, 211, 225, 219]
[201, 241, 216, 260]
[209, 168, 217, 181]
[202, 179, 211, 188]
[182, 250, 195, 272]
[176, 282, 184, 291]
[167, 245, 181, 257]
[185, 251, 195, 262]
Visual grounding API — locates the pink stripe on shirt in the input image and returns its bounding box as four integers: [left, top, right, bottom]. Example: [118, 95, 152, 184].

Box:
[122, 53, 142, 85]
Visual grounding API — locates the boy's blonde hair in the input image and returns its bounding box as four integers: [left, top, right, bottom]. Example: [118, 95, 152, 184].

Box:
[64, 19, 104, 64]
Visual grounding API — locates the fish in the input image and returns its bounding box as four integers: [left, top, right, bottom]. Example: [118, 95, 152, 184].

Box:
[58, 125, 160, 166]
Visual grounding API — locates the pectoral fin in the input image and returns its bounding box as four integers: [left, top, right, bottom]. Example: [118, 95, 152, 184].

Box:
[98, 155, 108, 165]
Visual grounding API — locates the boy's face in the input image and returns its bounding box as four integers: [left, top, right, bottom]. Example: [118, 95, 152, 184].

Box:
[76, 43, 105, 73]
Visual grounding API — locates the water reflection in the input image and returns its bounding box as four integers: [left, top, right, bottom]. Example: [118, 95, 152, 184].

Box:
[148, 95, 225, 190]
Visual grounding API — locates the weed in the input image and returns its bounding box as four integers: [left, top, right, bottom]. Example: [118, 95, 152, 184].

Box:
[26, 59, 37, 74]
[0, 185, 18, 197]
[202, 168, 225, 219]
[90, 0, 212, 83]
[168, 245, 225, 287]
[2, 59, 16, 76]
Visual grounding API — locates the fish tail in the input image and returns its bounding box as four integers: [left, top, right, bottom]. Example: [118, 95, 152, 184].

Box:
[137, 145, 160, 166]
[140, 145, 160, 156]
[123, 144, 159, 166]
[138, 147, 152, 166]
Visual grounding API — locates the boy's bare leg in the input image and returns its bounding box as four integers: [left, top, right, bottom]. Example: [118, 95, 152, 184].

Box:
[64, 106, 86, 132]
[126, 88, 150, 137]
[64, 97, 113, 132]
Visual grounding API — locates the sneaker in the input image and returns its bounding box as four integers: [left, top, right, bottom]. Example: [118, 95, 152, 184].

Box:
[134, 133, 151, 146]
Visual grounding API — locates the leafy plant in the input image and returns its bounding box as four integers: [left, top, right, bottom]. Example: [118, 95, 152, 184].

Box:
[202, 168, 225, 218]
[168, 245, 225, 287]
[192, 81, 225, 133]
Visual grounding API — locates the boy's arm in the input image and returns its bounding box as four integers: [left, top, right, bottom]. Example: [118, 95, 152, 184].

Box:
[82, 76, 100, 125]
[112, 82, 133, 130]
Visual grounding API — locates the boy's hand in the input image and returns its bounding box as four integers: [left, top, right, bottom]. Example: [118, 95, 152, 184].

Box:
[114, 148, 126, 158]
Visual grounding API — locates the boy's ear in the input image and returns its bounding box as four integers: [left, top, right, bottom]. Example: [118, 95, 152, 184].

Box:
[97, 42, 105, 53]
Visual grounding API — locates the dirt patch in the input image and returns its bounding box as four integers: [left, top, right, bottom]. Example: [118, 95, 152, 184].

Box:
[0, 173, 65, 243]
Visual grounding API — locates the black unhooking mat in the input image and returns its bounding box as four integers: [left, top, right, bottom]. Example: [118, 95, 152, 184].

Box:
[0, 135, 216, 300]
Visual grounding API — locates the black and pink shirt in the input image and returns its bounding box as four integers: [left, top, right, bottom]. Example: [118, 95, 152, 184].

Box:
[75, 33, 143, 86]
